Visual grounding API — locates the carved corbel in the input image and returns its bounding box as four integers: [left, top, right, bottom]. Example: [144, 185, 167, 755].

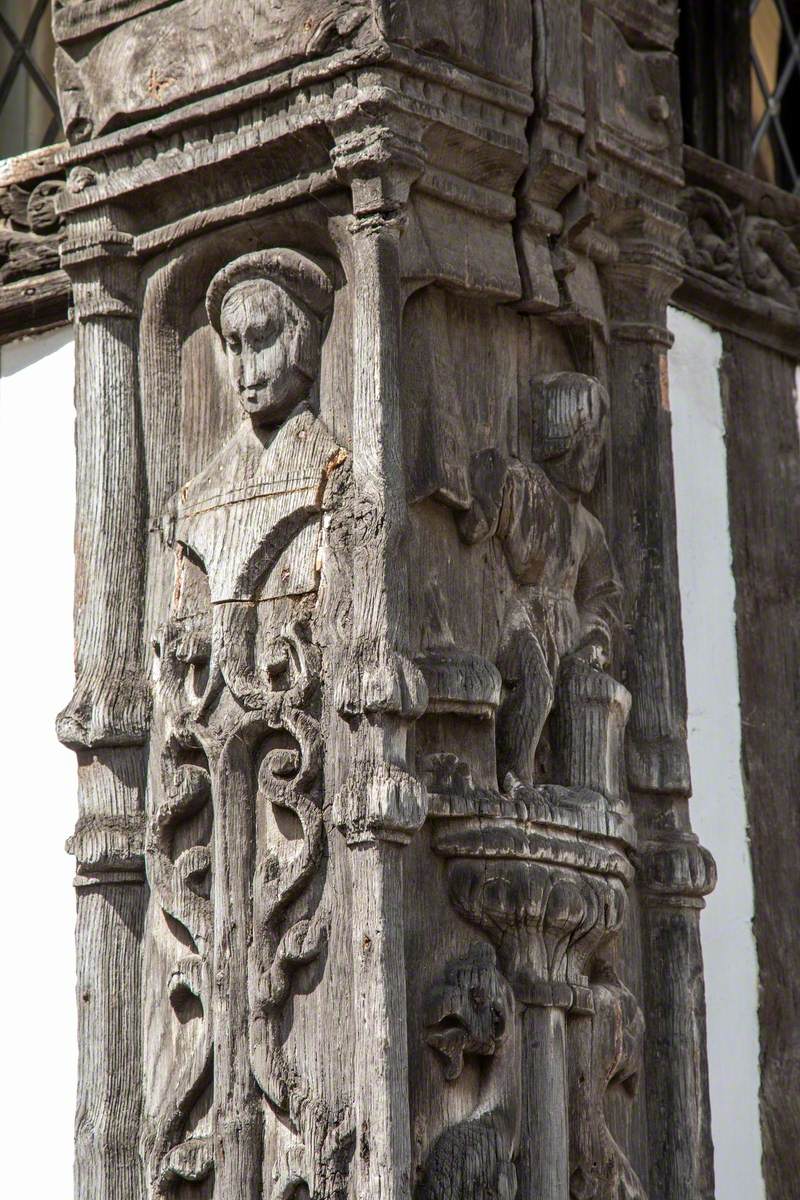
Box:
[550, 215, 618, 333]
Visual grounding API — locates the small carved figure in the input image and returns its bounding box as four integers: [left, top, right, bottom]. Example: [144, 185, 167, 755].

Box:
[417, 943, 520, 1200]
[458, 373, 622, 787]
[569, 957, 647, 1200]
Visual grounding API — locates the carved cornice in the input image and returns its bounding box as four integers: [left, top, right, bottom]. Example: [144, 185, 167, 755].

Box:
[49, 46, 529, 285]
[516, 0, 684, 329]
[0, 145, 71, 343]
[53, 3, 533, 144]
[677, 146, 800, 356]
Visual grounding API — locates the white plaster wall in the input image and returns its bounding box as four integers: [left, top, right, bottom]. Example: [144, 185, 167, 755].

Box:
[0, 326, 77, 1192]
[667, 307, 765, 1200]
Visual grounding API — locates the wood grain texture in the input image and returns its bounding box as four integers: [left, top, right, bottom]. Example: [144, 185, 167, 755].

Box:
[49, 3, 727, 1199]
[75, 881, 146, 1200]
[720, 334, 800, 1200]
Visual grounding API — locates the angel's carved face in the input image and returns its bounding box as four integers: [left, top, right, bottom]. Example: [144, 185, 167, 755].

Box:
[219, 278, 320, 426]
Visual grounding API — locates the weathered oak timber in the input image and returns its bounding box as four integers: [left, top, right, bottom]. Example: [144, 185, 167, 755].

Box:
[678, 0, 751, 173]
[50, 4, 721, 1200]
[719, 334, 800, 1200]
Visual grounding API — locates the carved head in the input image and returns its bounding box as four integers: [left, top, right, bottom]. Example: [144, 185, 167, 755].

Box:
[206, 248, 333, 426]
[531, 372, 609, 495]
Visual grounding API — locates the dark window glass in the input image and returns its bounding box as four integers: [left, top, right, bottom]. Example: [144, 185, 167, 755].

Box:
[751, 0, 800, 193]
[0, 0, 62, 160]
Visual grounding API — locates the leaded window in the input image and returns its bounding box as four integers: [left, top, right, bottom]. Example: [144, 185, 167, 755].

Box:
[0, 0, 61, 160]
[751, 0, 800, 192]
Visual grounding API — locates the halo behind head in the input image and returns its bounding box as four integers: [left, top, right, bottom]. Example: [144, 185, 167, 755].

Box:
[206, 248, 334, 335]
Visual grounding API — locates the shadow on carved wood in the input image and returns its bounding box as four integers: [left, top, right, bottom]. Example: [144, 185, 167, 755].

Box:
[49, 5, 719, 1198]
[146, 245, 351, 1200]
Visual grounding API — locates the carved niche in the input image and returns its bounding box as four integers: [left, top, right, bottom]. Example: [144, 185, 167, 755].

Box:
[145, 247, 350, 1199]
[417, 369, 630, 807]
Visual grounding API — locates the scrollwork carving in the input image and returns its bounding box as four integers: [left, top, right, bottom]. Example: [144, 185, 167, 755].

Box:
[146, 246, 351, 1198]
[247, 621, 329, 1111]
[679, 184, 800, 314]
[146, 615, 214, 1195]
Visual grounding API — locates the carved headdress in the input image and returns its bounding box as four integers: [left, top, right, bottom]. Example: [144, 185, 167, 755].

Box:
[206, 248, 334, 334]
[530, 372, 609, 461]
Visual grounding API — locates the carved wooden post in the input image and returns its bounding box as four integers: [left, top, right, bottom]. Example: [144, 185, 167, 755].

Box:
[636, 834, 717, 1198]
[57, 203, 147, 1200]
[50, 4, 719, 1200]
[605, 204, 717, 1200]
[331, 118, 429, 1200]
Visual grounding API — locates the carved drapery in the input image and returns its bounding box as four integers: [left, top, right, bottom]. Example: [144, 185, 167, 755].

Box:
[52, 4, 717, 1200]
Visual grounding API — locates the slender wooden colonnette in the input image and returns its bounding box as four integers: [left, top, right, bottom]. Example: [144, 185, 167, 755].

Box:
[50, 3, 717, 1199]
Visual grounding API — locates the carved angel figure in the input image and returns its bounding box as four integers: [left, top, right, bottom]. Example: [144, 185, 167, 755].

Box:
[458, 373, 622, 787]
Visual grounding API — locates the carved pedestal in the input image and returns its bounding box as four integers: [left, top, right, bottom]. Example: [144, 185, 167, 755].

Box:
[430, 794, 639, 1200]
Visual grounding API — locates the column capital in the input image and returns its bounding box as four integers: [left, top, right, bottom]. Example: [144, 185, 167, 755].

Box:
[330, 113, 427, 217]
[637, 833, 718, 909]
